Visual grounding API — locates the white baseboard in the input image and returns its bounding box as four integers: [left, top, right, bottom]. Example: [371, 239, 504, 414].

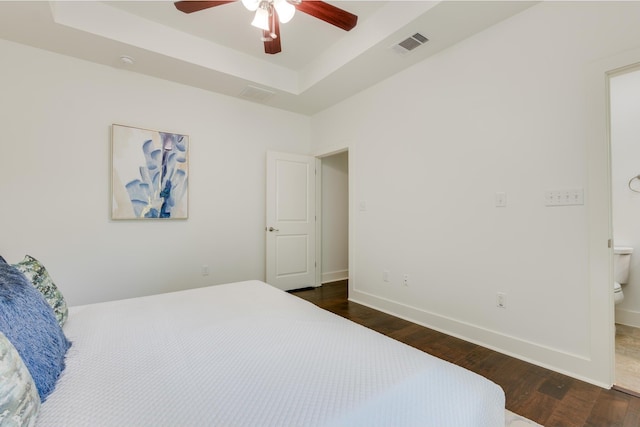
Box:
[615, 307, 640, 328]
[349, 287, 610, 389]
[322, 270, 348, 284]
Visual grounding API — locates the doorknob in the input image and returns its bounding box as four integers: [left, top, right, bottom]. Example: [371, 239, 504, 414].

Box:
[268, 227, 279, 232]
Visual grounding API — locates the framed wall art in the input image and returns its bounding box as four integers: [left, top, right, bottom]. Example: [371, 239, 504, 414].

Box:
[111, 124, 189, 220]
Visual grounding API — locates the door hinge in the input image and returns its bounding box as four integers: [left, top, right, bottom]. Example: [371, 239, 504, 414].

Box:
[608, 239, 613, 248]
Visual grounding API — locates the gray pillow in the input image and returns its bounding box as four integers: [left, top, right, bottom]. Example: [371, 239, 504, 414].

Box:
[13, 255, 68, 327]
[0, 331, 41, 427]
[0, 261, 71, 402]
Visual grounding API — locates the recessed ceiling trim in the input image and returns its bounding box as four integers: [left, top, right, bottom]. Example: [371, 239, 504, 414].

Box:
[299, 1, 439, 91]
[49, 1, 300, 94]
[0, 1, 539, 115]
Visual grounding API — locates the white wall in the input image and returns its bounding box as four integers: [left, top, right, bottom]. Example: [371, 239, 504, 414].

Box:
[5, 0, 640, 389]
[311, 2, 640, 386]
[0, 39, 311, 306]
[611, 68, 640, 327]
[321, 151, 348, 283]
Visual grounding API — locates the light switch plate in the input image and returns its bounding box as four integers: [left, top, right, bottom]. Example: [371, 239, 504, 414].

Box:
[545, 189, 584, 206]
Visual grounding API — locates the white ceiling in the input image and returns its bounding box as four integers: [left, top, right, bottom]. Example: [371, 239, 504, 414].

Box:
[0, 1, 536, 115]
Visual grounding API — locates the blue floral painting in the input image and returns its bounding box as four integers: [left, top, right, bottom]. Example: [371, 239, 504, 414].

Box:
[111, 124, 189, 220]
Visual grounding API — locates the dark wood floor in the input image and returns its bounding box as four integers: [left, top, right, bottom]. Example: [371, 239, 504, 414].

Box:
[291, 280, 640, 427]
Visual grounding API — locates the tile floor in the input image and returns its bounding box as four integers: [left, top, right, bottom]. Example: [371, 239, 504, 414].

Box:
[615, 323, 640, 393]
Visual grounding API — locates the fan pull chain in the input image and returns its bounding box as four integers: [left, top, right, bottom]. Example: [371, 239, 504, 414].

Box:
[270, 6, 278, 39]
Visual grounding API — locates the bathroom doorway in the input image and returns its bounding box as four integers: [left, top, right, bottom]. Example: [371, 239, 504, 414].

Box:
[610, 66, 640, 394]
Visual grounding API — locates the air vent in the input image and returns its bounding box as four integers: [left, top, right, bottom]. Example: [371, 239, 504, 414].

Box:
[239, 85, 276, 102]
[392, 33, 429, 55]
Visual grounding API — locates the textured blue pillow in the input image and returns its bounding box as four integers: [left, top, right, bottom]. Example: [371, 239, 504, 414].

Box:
[0, 262, 71, 402]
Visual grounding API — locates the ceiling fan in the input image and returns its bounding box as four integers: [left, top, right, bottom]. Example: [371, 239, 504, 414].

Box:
[174, 0, 358, 54]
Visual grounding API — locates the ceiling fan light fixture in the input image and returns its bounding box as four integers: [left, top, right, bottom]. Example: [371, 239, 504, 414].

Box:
[173, 0, 357, 55]
[242, 0, 260, 11]
[274, 0, 295, 24]
[251, 2, 271, 31]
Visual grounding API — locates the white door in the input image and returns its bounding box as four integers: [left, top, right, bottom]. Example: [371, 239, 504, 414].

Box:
[266, 151, 316, 291]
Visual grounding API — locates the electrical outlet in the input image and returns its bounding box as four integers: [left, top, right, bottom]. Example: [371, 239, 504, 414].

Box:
[497, 292, 506, 308]
[202, 265, 210, 276]
[402, 274, 409, 287]
[383, 270, 390, 282]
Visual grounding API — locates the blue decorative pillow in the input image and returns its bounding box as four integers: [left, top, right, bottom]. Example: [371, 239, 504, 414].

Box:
[0, 262, 71, 402]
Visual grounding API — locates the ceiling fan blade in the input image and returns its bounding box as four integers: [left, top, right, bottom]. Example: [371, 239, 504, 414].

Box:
[295, 1, 357, 31]
[263, 10, 281, 54]
[174, 1, 236, 14]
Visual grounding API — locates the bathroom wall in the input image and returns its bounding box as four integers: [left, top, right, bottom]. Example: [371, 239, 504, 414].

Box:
[611, 68, 640, 327]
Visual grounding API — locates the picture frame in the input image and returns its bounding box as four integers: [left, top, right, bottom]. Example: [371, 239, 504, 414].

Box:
[111, 124, 189, 220]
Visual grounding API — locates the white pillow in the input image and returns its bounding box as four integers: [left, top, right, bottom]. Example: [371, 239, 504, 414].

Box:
[0, 331, 41, 427]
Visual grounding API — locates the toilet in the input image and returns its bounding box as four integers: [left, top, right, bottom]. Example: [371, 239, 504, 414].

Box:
[614, 246, 634, 304]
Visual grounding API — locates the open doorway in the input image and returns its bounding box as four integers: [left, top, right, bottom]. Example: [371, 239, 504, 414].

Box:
[610, 66, 640, 394]
[319, 150, 349, 285]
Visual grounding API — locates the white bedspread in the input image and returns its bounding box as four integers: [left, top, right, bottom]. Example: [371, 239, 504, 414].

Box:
[37, 280, 505, 427]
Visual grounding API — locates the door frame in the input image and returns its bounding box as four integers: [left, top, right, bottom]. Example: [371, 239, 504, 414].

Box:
[586, 47, 640, 387]
[313, 145, 352, 289]
[606, 62, 640, 389]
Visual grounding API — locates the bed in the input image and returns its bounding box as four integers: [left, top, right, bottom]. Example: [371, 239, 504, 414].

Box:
[0, 259, 505, 427]
[36, 280, 505, 426]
